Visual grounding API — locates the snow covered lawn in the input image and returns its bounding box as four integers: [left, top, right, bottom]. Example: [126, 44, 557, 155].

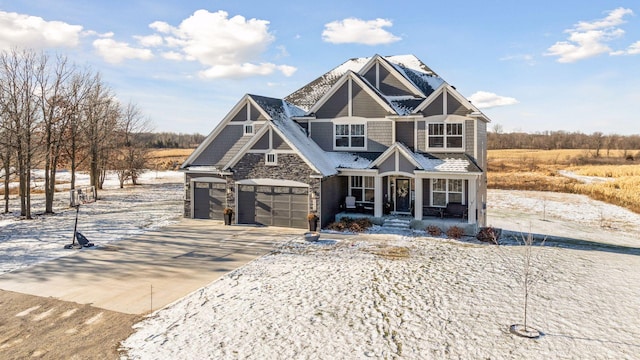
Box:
[2, 173, 639, 359]
[122, 209, 640, 359]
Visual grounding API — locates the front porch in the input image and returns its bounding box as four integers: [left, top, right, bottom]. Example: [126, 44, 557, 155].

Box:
[333, 211, 477, 235]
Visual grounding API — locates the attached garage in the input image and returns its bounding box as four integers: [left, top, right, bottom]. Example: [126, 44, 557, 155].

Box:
[237, 179, 309, 229]
[191, 178, 227, 219]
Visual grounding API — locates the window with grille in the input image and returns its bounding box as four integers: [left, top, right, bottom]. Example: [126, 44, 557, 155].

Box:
[431, 178, 464, 206]
[349, 176, 375, 202]
[265, 153, 277, 165]
[335, 123, 366, 149]
[427, 123, 463, 149]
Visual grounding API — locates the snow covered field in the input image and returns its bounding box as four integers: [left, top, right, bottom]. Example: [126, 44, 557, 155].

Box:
[2, 172, 640, 359]
[0, 171, 184, 275]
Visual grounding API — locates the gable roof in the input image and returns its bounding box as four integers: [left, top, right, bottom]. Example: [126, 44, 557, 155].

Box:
[285, 54, 445, 114]
[223, 95, 337, 177]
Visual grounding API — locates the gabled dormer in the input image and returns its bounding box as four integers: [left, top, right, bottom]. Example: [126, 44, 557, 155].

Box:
[359, 54, 425, 97]
[182, 94, 272, 170]
[308, 71, 395, 119]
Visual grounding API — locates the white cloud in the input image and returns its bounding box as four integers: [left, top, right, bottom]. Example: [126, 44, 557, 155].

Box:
[322, 18, 401, 45]
[147, 9, 295, 78]
[0, 11, 83, 50]
[92, 38, 153, 64]
[500, 54, 535, 65]
[161, 51, 184, 61]
[135, 34, 163, 47]
[468, 91, 519, 109]
[545, 7, 637, 63]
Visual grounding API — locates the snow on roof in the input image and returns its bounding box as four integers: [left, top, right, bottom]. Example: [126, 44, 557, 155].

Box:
[285, 57, 371, 111]
[248, 95, 337, 176]
[324, 152, 374, 169]
[285, 54, 446, 115]
[413, 152, 482, 173]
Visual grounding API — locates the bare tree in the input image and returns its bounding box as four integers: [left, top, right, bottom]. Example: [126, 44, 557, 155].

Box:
[491, 229, 547, 338]
[0, 49, 43, 219]
[113, 102, 151, 188]
[37, 53, 75, 214]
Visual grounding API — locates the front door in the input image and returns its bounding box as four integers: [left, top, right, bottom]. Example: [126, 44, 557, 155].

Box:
[395, 178, 411, 213]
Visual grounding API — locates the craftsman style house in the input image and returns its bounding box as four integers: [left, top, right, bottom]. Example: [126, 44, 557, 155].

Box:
[181, 55, 489, 229]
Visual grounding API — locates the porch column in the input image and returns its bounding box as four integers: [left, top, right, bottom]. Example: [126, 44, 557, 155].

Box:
[414, 177, 423, 220]
[374, 176, 383, 218]
[467, 177, 477, 224]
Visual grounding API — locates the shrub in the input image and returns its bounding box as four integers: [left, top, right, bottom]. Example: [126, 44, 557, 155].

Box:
[426, 224, 442, 237]
[326, 217, 372, 233]
[446, 226, 465, 239]
[477, 226, 501, 243]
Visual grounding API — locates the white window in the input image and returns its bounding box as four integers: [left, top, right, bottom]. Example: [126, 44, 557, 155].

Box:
[349, 176, 375, 202]
[335, 123, 366, 149]
[431, 179, 464, 207]
[244, 124, 254, 136]
[265, 153, 277, 165]
[427, 123, 463, 149]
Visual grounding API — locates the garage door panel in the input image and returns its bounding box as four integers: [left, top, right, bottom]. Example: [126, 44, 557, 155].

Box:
[237, 183, 308, 229]
[193, 182, 225, 219]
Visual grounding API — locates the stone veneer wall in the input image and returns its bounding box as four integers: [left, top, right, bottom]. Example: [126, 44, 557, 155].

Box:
[230, 153, 322, 214]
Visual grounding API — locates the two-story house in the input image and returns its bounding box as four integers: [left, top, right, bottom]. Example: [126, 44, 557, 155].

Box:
[181, 54, 489, 229]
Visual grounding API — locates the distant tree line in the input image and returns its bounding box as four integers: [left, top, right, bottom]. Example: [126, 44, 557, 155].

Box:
[489, 125, 640, 157]
[0, 49, 149, 219]
[137, 132, 205, 149]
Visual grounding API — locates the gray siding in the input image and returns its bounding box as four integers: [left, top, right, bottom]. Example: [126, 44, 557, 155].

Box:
[249, 104, 261, 120]
[476, 120, 487, 170]
[310, 121, 333, 151]
[396, 121, 414, 149]
[315, 82, 348, 118]
[230, 104, 248, 122]
[378, 156, 395, 173]
[352, 83, 389, 118]
[422, 179, 430, 209]
[363, 66, 376, 86]
[252, 131, 269, 150]
[192, 125, 243, 167]
[416, 121, 426, 152]
[272, 131, 291, 150]
[183, 172, 227, 218]
[465, 120, 474, 157]
[447, 93, 467, 115]
[367, 121, 393, 151]
[321, 176, 347, 227]
[379, 66, 412, 96]
[399, 154, 415, 173]
[421, 93, 443, 116]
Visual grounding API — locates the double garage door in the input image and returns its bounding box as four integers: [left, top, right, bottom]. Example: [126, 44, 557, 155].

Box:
[237, 184, 308, 229]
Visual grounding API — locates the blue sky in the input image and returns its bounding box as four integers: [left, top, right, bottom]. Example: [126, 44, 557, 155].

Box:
[1, 1, 638, 135]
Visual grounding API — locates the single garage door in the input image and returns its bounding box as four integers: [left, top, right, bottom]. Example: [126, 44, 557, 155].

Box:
[193, 181, 226, 219]
[237, 184, 308, 228]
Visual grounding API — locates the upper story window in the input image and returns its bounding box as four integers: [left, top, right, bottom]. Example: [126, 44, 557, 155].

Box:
[243, 124, 254, 136]
[427, 123, 463, 149]
[335, 123, 366, 150]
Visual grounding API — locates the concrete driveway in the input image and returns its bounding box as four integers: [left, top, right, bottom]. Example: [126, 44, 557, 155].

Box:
[0, 219, 303, 314]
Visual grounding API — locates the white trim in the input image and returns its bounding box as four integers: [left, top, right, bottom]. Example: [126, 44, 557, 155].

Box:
[190, 177, 226, 183]
[358, 55, 425, 97]
[236, 178, 309, 187]
[430, 178, 465, 207]
[243, 124, 254, 136]
[333, 120, 367, 151]
[425, 121, 465, 152]
[265, 152, 278, 165]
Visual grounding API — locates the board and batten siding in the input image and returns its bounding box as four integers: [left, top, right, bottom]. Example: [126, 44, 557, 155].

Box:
[420, 93, 443, 117]
[446, 93, 468, 116]
[309, 121, 333, 151]
[395, 121, 414, 149]
[352, 83, 389, 118]
[367, 121, 393, 152]
[315, 82, 348, 118]
[272, 131, 291, 150]
[379, 66, 413, 96]
[192, 125, 245, 167]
